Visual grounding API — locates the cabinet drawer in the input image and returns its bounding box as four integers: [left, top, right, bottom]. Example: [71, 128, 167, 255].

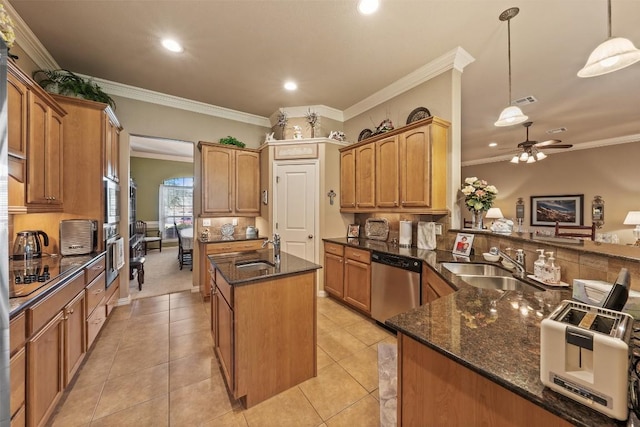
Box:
[9, 313, 26, 355]
[345, 247, 370, 264]
[324, 242, 344, 256]
[85, 271, 106, 316]
[28, 272, 85, 335]
[85, 256, 106, 284]
[86, 305, 107, 349]
[10, 347, 25, 418]
[206, 239, 265, 255]
[215, 270, 233, 307]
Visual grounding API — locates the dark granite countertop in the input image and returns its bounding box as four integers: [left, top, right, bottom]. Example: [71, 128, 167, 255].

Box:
[209, 248, 321, 286]
[198, 235, 267, 244]
[323, 237, 624, 427]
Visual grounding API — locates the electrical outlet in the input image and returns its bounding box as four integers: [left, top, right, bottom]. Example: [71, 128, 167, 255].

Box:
[435, 224, 443, 235]
[202, 219, 211, 226]
[232, 218, 238, 226]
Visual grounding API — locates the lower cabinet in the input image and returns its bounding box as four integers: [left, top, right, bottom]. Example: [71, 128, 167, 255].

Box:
[10, 347, 26, 427]
[215, 289, 234, 390]
[323, 243, 344, 298]
[422, 264, 455, 304]
[323, 242, 372, 314]
[63, 291, 86, 386]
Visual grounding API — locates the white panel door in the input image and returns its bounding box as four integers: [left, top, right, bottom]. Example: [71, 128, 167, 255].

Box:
[274, 162, 317, 262]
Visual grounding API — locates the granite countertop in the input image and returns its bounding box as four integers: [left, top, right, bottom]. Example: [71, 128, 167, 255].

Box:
[198, 235, 267, 244]
[323, 237, 624, 427]
[209, 248, 321, 286]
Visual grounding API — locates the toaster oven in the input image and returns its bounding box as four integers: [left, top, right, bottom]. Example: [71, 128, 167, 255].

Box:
[60, 219, 99, 256]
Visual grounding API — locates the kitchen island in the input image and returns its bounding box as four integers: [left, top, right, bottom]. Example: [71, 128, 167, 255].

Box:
[208, 248, 321, 408]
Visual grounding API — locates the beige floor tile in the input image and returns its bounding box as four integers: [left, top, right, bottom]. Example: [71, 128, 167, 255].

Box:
[72, 351, 115, 389]
[317, 313, 341, 335]
[322, 305, 367, 328]
[99, 317, 129, 337]
[126, 310, 170, 327]
[299, 363, 368, 421]
[169, 377, 234, 425]
[90, 395, 168, 427]
[317, 346, 335, 370]
[338, 346, 379, 392]
[169, 315, 210, 337]
[118, 322, 169, 350]
[325, 395, 380, 427]
[93, 363, 169, 419]
[243, 386, 323, 427]
[202, 409, 248, 427]
[131, 296, 170, 317]
[108, 304, 132, 321]
[317, 329, 368, 362]
[169, 329, 214, 360]
[50, 382, 104, 427]
[169, 352, 218, 391]
[344, 319, 394, 346]
[169, 291, 203, 308]
[108, 338, 169, 379]
[170, 305, 209, 323]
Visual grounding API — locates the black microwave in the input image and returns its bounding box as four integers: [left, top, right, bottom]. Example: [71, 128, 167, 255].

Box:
[104, 179, 120, 224]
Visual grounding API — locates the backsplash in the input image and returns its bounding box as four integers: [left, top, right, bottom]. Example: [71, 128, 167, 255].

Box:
[353, 212, 450, 247]
[199, 217, 258, 238]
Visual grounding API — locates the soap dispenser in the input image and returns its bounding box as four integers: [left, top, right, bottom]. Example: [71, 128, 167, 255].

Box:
[544, 251, 561, 284]
[534, 249, 546, 280]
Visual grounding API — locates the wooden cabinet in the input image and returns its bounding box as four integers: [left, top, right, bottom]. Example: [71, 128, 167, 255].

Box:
[198, 239, 266, 299]
[340, 149, 356, 208]
[343, 247, 371, 313]
[323, 243, 344, 298]
[104, 115, 120, 183]
[63, 291, 86, 386]
[10, 313, 26, 426]
[422, 264, 455, 304]
[199, 142, 260, 216]
[8, 68, 28, 158]
[339, 117, 449, 213]
[215, 285, 234, 390]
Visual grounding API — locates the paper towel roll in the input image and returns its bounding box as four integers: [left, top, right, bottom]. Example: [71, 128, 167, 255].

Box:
[417, 222, 437, 250]
[399, 221, 412, 247]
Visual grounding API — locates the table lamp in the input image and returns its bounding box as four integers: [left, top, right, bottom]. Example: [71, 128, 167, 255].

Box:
[623, 211, 640, 246]
[486, 207, 504, 220]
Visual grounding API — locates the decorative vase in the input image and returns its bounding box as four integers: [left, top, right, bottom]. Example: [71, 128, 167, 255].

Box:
[472, 210, 485, 230]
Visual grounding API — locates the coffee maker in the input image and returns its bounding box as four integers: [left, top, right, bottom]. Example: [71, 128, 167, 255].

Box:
[13, 230, 49, 259]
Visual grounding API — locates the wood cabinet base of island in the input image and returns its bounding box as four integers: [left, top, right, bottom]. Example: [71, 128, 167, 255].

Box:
[211, 269, 317, 408]
[398, 333, 572, 427]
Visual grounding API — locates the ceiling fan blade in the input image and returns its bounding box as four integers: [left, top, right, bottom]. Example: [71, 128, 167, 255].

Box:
[542, 144, 573, 149]
[533, 139, 562, 147]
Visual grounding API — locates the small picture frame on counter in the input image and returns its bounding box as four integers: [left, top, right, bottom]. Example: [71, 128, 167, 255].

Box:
[347, 224, 360, 238]
[452, 232, 474, 256]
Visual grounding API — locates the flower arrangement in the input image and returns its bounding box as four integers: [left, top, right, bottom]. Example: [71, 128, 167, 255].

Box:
[461, 177, 498, 212]
[276, 110, 288, 128]
[305, 109, 318, 128]
[0, 4, 16, 51]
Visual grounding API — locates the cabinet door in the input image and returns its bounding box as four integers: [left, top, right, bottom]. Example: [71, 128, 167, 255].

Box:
[355, 143, 375, 209]
[27, 311, 65, 427]
[340, 149, 356, 208]
[64, 292, 86, 386]
[324, 253, 344, 298]
[8, 71, 28, 158]
[210, 282, 217, 345]
[235, 150, 260, 214]
[344, 259, 371, 313]
[10, 347, 26, 421]
[202, 145, 233, 214]
[26, 93, 48, 205]
[399, 126, 431, 208]
[375, 136, 399, 208]
[46, 110, 64, 205]
[104, 118, 120, 183]
[215, 291, 234, 392]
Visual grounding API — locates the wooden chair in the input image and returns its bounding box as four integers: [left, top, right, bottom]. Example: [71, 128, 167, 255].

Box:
[174, 222, 193, 271]
[130, 256, 145, 290]
[135, 220, 162, 254]
[554, 222, 596, 240]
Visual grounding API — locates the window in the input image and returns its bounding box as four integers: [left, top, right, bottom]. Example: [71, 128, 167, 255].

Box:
[159, 177, 193, 239]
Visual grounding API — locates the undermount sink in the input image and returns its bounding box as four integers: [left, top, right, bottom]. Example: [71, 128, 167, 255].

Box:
[235, 260, 276, 271]
[441, 263, 512, 277]
[458, 275, 542, 292]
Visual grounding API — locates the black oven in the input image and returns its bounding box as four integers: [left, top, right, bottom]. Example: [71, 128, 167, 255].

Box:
[104, 179, 120, 224]
[104, 224, 121, 288]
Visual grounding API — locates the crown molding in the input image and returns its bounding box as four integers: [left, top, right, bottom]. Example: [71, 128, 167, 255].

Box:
[343, 46, 475, 120]
[130, 150, 193, 163]
[7, 0, 59, 69]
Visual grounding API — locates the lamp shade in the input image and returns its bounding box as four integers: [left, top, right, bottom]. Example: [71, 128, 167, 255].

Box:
[486, 207, 504, 219]
[578, 37, 640, 77]
[623, 211, 640, 225]
[494, 106, 528, 127]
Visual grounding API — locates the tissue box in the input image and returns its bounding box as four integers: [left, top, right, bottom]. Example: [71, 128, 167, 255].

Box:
[573, 278, 640, 318]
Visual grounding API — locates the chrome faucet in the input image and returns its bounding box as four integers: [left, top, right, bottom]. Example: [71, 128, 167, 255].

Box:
[499, 248, 526, 277]
[262, 233, 281, 263]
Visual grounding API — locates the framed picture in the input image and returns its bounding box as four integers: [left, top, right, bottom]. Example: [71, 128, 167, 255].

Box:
[530, 194, 584, 227]
[347, 224, 360, 238]
[452, 233, 474, 256]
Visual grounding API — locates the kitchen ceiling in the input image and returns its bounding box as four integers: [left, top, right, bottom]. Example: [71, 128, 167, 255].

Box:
[8, 0, 640, 164]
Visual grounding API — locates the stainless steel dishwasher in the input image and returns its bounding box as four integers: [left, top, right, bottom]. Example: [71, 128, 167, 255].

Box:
[370, 251, 422, 323]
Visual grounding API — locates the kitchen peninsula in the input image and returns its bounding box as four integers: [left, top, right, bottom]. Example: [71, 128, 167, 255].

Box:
[208, 248, 321, 408]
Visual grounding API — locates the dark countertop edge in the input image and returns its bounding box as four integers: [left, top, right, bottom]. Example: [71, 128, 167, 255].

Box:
[10, 251, 106, 319]
[198, 236, 267, 244]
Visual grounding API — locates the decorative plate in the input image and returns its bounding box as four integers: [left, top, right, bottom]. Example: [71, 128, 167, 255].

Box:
[221, 223, 235, 237]
[406, 107, 432, 124]
[358, 128, 373, 142]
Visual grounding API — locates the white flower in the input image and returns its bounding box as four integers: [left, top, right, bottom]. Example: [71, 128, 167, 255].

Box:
[461, 185, 474, 195]
[485, 185, 498, 194]
[465, 177, 478, 185]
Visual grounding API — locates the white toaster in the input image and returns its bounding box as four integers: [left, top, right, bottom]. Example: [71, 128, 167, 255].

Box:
[60, 219, 99, 256]
[540, 300, 633, 420]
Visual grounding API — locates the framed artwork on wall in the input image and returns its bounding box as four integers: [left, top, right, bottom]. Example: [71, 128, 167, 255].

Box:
[530, 194, 584, 227]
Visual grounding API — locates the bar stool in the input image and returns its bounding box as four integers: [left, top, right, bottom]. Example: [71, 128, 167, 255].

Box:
[130, 256, 146, 290]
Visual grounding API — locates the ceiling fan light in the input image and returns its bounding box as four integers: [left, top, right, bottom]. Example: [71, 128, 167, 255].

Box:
[510, 155, 520, 164]
[535, 150, 547, 160]
[578, 37, 640, 77]
[526, 156, 536, 164]
[519, 151, 529, 162]
[495, 106, 529, 127]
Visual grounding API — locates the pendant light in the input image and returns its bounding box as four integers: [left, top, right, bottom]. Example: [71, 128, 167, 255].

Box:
[495, 7, 528, 127]
[578, 0, 640, 77]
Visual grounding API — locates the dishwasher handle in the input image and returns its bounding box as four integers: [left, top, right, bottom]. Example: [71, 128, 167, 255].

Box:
[371, 251, 422, 274]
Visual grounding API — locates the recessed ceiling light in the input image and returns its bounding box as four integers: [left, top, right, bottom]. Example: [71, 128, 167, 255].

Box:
[358, 0, 379, 15]
[284, 81, 298, 91]
[489, 142, 498, 147]
[161, 39, 183, 53]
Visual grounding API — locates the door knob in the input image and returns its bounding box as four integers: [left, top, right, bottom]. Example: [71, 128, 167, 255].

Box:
[308, 234, 314, 239]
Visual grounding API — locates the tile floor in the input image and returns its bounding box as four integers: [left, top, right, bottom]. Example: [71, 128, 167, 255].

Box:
[48, 291, 396, 426]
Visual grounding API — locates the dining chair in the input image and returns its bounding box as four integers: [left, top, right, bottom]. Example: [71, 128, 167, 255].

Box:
[174, 222, 193, 270]
[135, 220, 162, 254]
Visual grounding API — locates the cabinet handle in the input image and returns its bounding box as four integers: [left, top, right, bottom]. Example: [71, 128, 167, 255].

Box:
[68, 308, 74, 314]
[94, 289, 104, 295]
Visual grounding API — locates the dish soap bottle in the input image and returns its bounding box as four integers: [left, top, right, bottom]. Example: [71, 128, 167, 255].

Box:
[534, 250, 546, 280]
[544, 251, 561, 284]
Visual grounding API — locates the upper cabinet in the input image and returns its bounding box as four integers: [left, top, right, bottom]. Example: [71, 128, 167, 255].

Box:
[340, 116, 449, 214]
[199, 142, 260, 216]
[103, 113, 121, 183]
[7, 69, 28, 158]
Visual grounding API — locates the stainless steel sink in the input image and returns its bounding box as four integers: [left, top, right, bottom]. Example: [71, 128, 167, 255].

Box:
[235, 260, 276, 271]
[458, 275, 541, 292]
[441, 263, 512, 277]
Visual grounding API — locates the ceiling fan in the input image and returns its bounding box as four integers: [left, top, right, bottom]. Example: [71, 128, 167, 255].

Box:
[510, 121, 573, 163]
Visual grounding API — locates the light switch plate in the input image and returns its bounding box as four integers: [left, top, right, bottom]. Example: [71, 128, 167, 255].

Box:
[202, 219, 211, 226]
[434, 224, 443, 235]
[232, 218, 238, 226]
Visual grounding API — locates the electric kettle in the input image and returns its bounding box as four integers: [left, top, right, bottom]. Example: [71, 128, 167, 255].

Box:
[13, 230, 49, 259]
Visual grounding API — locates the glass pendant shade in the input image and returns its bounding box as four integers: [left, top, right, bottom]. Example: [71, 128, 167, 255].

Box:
[495, 106, 528, 127]
[535, 150, 547, 160]
[578, 37, 640, 77]
[519, 151, 529, 162]
[526, 156, 536, 164]
[510, 155, 520, 163]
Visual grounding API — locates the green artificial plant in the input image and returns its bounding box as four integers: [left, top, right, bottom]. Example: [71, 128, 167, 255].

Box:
[32, 69, 116, 110]
[218, 136, 246, 148]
